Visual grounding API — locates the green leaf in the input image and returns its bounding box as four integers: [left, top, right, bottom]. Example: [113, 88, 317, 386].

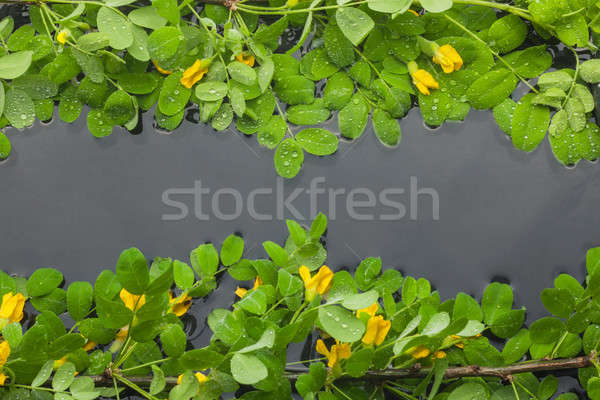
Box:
[27, 268, 63, 297]
[488, 14, 527, 53]
[257, 115, 286, 149]
[190, 243, 219, 278]
[372, 108, 401, 146]
[318, 305, 365, 342]
[32, 360, 55, 388]
[448, 383, 487, 400]
[237, 286, 268, 314]
[339, 93, 370, 139]
[67, 281, 93, 321]
[116, 247, 149, 295]
[565, 97, 586, 132]
[286, 101, 330, 126]
[368, 0, 411, 13]
[237, 327, 275, 354]
[228, 61, 257, 86]
[341, 290, 378, 310]
[160, 324, 186, 357]
[104, 90, 135, 126]
[220, 234, 244, 267]
[97, 7, 133, 50]
[230, 353, 268, 385]
[87, 109, 113, 138]
[502, 329, 530, 364]
[419, 0, 452, 12]
[0, 132, 10, 160]
[345, 347, 374, 378]
[148, 26, 183, 62]
[78, 32, 110, 52]
[323, 71, 354, 111]
[5, 88, 35, 129]
[511, 93, 550, 152]
[335, 7, 374, 46]
[323, 23, 355, 68]
[195, 81, 228, 102]
[529, 317, 565, 344]
[179, 348, 225, 370]
[467, 69, 518, 109]
[53, 362, 76, 392]
[274, 138, 304, 179]
[278, 269, 303, 297]
[48, 333, 85, 359]
[207, 308, 244, 346]
[274, 75, 315, 105]
[152, 0, 179, 25]
[541, 288, 575, 318]
[453, 293, 483, 322]
[0, 51, 32, 79]
[538, 70, 572, 92]
[173, 260, 195, 290]
[580, 59, 600, 83]
[95, 296, 133, 329]
[422, 312, 450, 336]
[129, 6, 167, 30]
[555, 14, 588, 47]
[481, 282, 513, 325]
[490, 309, 525, 339]
[295, 128, 338, 156]
[355, 257, 381, 291]
[159, 73, 191, 116]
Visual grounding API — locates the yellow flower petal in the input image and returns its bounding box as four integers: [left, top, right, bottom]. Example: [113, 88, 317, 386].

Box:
[432, 44, 463, 73]
[235, 287, 248, 298]
[57, 30, 68, 45]
[83, 341, 97, 352]
[120, 289, 145, 311]
[357, 302, 378, 319]
[180, 59, 210, 89]
[169, 293, 192, 316]
[0, 341, 10, 366]
[315, 339, 329, 357]
[362, 315, 391, 346]
[0, 292, 25, 323]
[152, 60, 172, 75]
[0, 372, 6, 386]
[433, 350, 447, 359]
[236, 53, 255, 67]
[408, 345, 431, 359]
[411, 69, 439, 95]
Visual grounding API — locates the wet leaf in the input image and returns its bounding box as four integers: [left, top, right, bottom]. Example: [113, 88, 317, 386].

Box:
[274, 138, 304, 179]
[5, 88, 34, 129]
[373, 108, 401, 146]
[466, 69, 518, 109]
[339, 93, 370, 139]
[296, 128, 338, 155]
[97, 7, 133, 50]
[511, 93, 550, 152]
[335, 7, 374, 46]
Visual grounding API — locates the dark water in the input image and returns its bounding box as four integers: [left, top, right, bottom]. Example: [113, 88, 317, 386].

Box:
[1, 103, 598, 395]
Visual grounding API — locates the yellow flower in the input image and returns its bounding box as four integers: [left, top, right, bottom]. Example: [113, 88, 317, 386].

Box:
[408, 61, 439, 96]
[432, 350, 447, 359]
[316, 339, 351, 368]
[236, 52, 255, 67]
[299, 265, 333, 302]
[287, 0, 299, 7]
[152, 60, 172, 75]
[177, 372, 209, 387]
[0, 292, 26, 328]
[57, 30, 69, 45]
[432, 44, 463, 74]
[169, 292, 192, 317]
[83, 340, 97, 352]
[54, 356, 67, 369]
[356, 302, 378, 319]
[361, 315, 391, 346]
[407, 9, 419, 17]
[0, 341, 9, 386]
[120, 289, 145, 312]
[235, 276, 263, 298]
[110, 326, 129, 353]
[180, 59, 211, 89]
[407, 345, 430, 359]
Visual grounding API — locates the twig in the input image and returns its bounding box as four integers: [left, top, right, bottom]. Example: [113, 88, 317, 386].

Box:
[44, 356, 592, 387]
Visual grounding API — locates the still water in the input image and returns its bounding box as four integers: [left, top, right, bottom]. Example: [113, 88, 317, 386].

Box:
[1, 105, 599, 395]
